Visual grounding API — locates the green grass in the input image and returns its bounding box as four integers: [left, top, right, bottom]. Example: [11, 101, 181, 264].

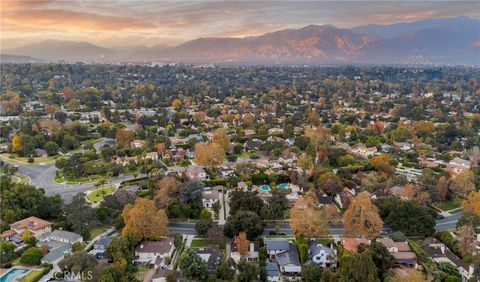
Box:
[87, 185, 115, 203]
[89, 225, 110, 239]
[190, 239, 220, 248]
[55, 173, 106, 184]
[0, 153, 57, 165]
[134, 266, 149, 281]
[11, 173, 30, 184]
[19, 269, 46, 282]
[437, 199, 461, 211]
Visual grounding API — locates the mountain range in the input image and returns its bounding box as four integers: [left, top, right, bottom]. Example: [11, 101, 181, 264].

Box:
[2, 16, 479, 65]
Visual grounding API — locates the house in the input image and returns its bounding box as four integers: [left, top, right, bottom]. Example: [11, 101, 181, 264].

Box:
[422, 238, 476, 281]
[202, 189, 219, 209]
[38, 230, 83, 264]
[393, 142, 413, 151]
[130, 140, 146, 148]
[308, 241, 337, 269]
[34, 148, 47, 157]
[266, 262, 281, 282]
[89, 236, 112, 259]
[144, 152, 159, 161]
[2, 216, 52, 241]
[377, 238, 417, 267]
[447, 157, 471, 174]
[133, 238, 175, 268]
[244, 139, 264, 151]
[342, 238, 371, 253]
[277, 243, 302, 277]
[187, 165, 209, 180]
[195, 247, 221, 274]
[351, 144, 377, 158]
[230, 240, 260, 263]
[264, 239, 290, 261]
[217, 166, 235, 178]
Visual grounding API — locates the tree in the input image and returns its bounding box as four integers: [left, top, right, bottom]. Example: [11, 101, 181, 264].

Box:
[64, 193, 96, 239]
[417, 168, 440, 204]
[20, 247, 43, 265]
[194, 142, 225, 167]
[316, 171, 342, 195]
[122, 198, 169, 241]
[301, 262, 323, 282]
[298, 153, 314, 174]
[462, 191, 480, 216]
[438, 176, 448, 201]
[457, 225, 476, 256]
[224, 211, 263, 240]
[0, 242, 16, 264]
[261, 189, 289, 220]
[179, 180, 204, 204]
[243, 114, 255, 126]
[172, 99, 182, 110]
[450, 170, 475, 197]
[115, 128, 134, 149]
[211, 260, 235, 281]
[337, 252, 377, 282]
[234, 232, 250, 256]
[229, 191, 264, 216]
[391, 270, 426, 282]
[290, 205, 328, 238]
[343, 192, 383, 238]
[358, 241, 395, 279]
[469, 146, 480, 166]
[236, 258, 259, 282]
[11, 134, 23, 154]
[59, 251, 96, 274]
[213, 128, 231, 152]
[195, 219, 213, 236]
[324, 204, 341, 224]
[178, 248, 208, 281]
[45, 141, 59, 156]
[375, 197, 435, 236]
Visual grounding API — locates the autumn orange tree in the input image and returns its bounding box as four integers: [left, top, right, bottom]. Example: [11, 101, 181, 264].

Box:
[153, 176, 181, 208]
[290, 198, 328, 238]
[213, 128, 231, 152]
[343, 192, 383, 238]
[450, 169, 475, 197]
[462, 191, 480, 215]
[116, 128, 134, 149]
[234, 231, 250, 256]
[122, 198, 169, 241]
[11, 134, 23, 154]
[457, 225, 476, 256]
[194, 142, 225, 167]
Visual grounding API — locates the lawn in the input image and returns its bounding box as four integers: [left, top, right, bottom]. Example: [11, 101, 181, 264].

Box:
[89, 225, 110, 239]
[55, 172, 106, 184]
[190, 239, 221, 248]
[11, 173, 30, 184]
[438, 199, 461, 211]
[134, 266, 149, 281]
[19, 269, 46, 282]
[87, 185, 116, 203]
[0, 153, 57, 165]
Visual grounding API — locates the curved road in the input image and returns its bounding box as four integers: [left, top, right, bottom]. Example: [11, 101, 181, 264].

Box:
[18, 164, 144, 203]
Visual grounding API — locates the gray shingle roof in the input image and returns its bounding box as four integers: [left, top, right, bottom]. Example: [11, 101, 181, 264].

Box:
[264, 239, 289, 251]
[277, 243, 300, 267]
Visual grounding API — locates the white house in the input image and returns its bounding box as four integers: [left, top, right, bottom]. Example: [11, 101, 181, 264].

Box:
[187, 165, 209, 180]
[133, 238, 175, 268]
[447, 157, 471, 174]
[202, 189, 219, 209]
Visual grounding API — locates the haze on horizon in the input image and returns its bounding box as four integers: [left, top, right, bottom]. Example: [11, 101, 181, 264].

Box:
[1, 0, 479, 50]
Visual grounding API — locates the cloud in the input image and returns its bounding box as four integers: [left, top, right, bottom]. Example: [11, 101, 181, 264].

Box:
[1, 0, 478, 48]
[2, 8, 154, 32]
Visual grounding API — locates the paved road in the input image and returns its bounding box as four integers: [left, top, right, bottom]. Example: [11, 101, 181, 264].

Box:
[18, 164, 145, 203]
[168, 212, 463, 236]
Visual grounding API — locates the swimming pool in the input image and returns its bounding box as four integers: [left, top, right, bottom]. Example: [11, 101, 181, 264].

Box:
[259, 185, 270, 191]
[0, 268, 29, 282]
[277, 183, 288, 189]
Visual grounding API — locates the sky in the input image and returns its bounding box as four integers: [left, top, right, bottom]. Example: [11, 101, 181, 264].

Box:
[1, 0, 479, 49]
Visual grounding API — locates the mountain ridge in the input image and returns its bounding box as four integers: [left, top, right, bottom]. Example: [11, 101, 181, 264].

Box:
[2, 16, 479, 65]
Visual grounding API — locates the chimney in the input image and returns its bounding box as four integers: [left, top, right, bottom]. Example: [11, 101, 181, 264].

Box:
[440, 245, 445, 254]
[250, 243, 255, 253]
[469, 265, 474, 275]
[140, 244, 144, 249]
